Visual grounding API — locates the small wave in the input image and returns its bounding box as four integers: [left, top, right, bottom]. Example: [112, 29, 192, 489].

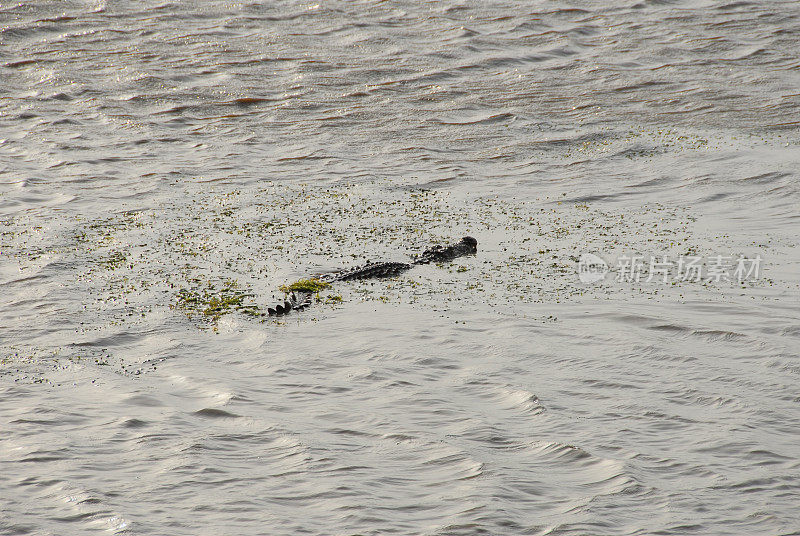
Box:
[5, 58, 40, 68]
[123, 394, 164, 407]
[493, 386, 546, 415]
[434, 112, 516, 126]
[743, 449, 793, 467]
[193, 408, 241, 418]
[217, 97, 275, 107]
[690, 329, 747, 342]
[121, 418, 149, 428]
[715, 1, 758, 10]
[735, 171, 791, 184]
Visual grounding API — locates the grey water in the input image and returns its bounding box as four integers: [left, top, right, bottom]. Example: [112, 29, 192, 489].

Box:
[1, 1, 799, 535]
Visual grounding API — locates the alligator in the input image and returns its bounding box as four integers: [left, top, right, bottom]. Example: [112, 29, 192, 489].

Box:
[267, 236, 478, 316]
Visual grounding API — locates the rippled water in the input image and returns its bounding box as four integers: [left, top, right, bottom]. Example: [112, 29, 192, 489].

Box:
[2, 1, 799, 535]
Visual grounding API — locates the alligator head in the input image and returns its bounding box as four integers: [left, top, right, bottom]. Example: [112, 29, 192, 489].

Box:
[461, 236, 478, 253]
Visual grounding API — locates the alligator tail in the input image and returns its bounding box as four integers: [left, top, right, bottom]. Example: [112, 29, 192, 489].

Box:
[267, 291, 313, 317]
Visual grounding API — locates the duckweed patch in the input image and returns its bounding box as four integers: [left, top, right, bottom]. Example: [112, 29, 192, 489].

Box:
[279, 278, 331, 294]
[99, 250, 128, 270]
[18, 178, 752, 338]
[175, 280, 263, 326]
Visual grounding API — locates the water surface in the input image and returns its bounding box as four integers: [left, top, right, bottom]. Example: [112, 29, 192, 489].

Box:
[1, 1, 799, 535]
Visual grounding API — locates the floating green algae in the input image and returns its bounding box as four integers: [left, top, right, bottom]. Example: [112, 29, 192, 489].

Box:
[278, 278, 330, 294]
[174, 280, 263, 326]
[99, 250, 127, 270]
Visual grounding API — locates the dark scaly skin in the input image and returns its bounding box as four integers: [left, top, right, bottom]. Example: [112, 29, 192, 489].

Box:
[412, 236, 478, 266]
[323, 236, 479, 282]
[268, 237, 477, 316]
[329, 261, 413, 282]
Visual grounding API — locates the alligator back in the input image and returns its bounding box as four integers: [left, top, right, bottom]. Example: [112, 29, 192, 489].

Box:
[330, 261, 412, 282]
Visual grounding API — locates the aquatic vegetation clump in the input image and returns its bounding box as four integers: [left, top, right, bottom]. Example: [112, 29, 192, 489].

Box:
[323, 294, 343, 304]
[99, 250, 128, 270]
[174, 280, 262, 325]
[278, 278, 330, 294]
